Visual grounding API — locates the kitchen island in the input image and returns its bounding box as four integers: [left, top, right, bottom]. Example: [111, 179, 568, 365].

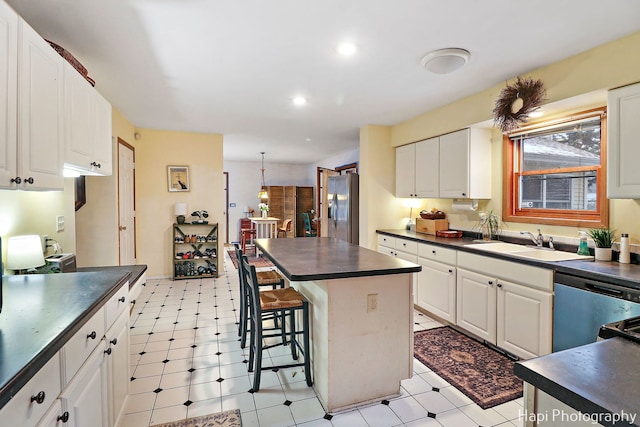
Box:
[255, 237, 421, 413]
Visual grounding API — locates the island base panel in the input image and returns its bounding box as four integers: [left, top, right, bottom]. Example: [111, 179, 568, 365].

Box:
[293, 273, 414, 413]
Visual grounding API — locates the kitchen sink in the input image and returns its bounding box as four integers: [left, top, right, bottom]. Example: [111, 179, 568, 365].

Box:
[464, 242, 593, 262]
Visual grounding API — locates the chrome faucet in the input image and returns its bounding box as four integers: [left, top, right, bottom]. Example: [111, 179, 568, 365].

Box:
[521, 229, 544, 247]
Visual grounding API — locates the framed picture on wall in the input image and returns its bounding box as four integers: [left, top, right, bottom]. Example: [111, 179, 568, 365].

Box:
[168, 166, 190, 192]
[335, 162, 358, 174]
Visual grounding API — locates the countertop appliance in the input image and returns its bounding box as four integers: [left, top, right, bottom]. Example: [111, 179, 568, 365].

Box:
[553, 272, 640, 352]
[598, 315, 640, 344]
[327, 173, 359, 244]
[45, 253, 77, 273]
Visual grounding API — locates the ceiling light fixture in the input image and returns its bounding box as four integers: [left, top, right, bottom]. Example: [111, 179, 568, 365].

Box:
[528, 110, 545, 118]
[337, 42, 357, 56]
[257, 152, 268, 200]
[292, 96, 307, 106]
[421, 48, 470, 74]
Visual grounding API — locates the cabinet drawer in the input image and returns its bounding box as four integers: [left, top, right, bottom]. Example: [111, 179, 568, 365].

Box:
[0, 353, 61, 427]
[395, 238, 417, 255]
[61, 307, 105, 386]
[105, 282, 129, 331]
[377, 245, 396, 257]
[418, 243, 456, 264]
[377, 234, 396, 248]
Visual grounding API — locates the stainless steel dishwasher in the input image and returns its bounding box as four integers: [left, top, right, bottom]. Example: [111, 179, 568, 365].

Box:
[553, 272, 640, 352]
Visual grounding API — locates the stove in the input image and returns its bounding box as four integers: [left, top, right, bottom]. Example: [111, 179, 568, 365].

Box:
[598, 315, 640, 344]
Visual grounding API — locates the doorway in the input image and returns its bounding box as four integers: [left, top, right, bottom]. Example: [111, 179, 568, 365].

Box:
[118, 139, 136, 265]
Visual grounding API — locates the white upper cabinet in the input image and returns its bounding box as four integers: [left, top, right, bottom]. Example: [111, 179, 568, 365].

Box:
[439, 128, 492, 199]
[607, 82, 640, 198]
[0, 1, 18, 188]
[396, 128, 491, 199]
[63, 61, 112, 176]
[396, 137, 439, 198]
[17, 18, 64, 190]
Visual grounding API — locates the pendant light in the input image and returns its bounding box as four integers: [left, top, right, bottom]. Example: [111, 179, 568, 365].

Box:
[257, 152, 268, 200]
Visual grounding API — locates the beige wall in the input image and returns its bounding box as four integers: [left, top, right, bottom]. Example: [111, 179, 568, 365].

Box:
[134, 129, 224, 278]
[0, 179, 75, 274]
[76, 107, 136, 267]
[362, 30, 640, 247]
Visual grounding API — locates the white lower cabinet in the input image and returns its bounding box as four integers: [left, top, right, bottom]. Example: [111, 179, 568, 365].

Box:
[456, 252, 553, 359]
[35, 399, 66, 427]
[456, 268, 497, 343]
[105, 310, 130, 427]
[377, 234, 418, 303]
[417, 259, 456, 324]
[60, 342, 108, 427]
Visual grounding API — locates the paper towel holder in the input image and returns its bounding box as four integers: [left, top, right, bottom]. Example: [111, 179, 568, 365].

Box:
[452, 199, 478, 212]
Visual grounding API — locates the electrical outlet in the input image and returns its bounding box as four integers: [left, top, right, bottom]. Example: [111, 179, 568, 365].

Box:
[56, 215, 65, 231]
[367, 293, 378, 313]
[42, 235, 48, 251]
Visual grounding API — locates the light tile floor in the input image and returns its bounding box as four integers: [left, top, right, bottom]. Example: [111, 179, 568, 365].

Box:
[120, 250, 525, 427]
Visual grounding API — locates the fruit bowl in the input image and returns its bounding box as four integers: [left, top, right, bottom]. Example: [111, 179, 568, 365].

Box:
[420, 210, 446, 220]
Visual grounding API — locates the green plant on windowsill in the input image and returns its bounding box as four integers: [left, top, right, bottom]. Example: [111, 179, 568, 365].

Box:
[474, 210, 503, 241]
[587, 227, 616, 248]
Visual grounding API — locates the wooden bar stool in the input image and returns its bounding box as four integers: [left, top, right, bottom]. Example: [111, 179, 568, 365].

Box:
[241, 256, 312, 392]
[234, 244, 285, 348]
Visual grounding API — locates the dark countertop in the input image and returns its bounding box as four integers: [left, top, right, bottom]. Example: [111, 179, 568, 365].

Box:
[377, 229, 640, 289]
[78, 264, 147, 289]
[514, 338, 640, 427]
[255, 237, 421, 281]
[0, 265, 147, 411]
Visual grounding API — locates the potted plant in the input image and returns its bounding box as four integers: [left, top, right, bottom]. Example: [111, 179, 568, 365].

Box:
[474, 210, 503, 241]
[191, 210, 209, 224]
[587, 228, 617, 261]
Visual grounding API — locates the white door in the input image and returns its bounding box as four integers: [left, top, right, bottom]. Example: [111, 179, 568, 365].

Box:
[414, 137, 439, 198]
[456, 268, 496, 343]
[118, 140, 136, 265]
[439, 129, 469, 198]
[0, 2, 18, 189]
[497, 279, 553, 359]
[395, 143, 415, 197]
[417, 259, 456, 323]
[18, 19, 64, 190]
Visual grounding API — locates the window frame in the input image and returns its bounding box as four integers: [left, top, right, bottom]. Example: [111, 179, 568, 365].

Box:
[502, 107, 609, 228]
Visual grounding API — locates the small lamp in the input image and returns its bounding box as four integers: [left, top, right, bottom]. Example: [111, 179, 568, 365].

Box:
[175, 203, 187, 224]
[7, 235, 45, 274]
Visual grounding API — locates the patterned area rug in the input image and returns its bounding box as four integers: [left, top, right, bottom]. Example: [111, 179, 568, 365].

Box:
[227, 249, 275, 269]
[149, 409, 242, 427]
[414, 326, 522, 409]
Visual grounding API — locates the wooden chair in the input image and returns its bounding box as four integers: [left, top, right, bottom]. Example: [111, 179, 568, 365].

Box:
[241, 256, 312, 392]
[234, 244, 285, 349]
[277, 219, 292, 238]
[241, 228, 256, 255]
[302, 213, 317, 237]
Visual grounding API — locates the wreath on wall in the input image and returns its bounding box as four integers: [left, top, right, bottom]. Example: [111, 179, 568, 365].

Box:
[492, 76, 546, 133]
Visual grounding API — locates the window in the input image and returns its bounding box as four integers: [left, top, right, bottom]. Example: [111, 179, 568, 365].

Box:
[503, 108, 608, 227]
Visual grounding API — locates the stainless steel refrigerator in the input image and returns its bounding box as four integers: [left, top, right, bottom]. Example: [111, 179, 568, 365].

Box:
[327, 174, 359, 244]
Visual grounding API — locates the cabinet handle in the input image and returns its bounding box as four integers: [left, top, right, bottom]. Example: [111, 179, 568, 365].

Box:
[119, 225, 127, 231]
[58, 411, 70, 423]
[10, 176, 22, 184]
[90, 161, 101, 168]
[110, 338, 118, 346]
[30, 391, 45, 404]
[448, 269, 453, 273]
[24, 177, 34, 184]
[461, 192, 466, 197]
[87, 331, 97, 340]
[432, 250, 436, 254]
[497, 283, 503, 288]
[105, 347, 112, 355]
[488, 281, 494, 286]
[119, 296, 126, 303]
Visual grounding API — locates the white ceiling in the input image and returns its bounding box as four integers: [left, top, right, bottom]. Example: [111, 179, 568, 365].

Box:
[7, 0, 640, 164]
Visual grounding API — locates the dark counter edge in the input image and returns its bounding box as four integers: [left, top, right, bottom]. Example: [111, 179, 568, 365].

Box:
[0, 265, 147, 411]
[78, 264, 147, 289]
[255, 240, 421, 282]
[377, 229, 640, 290]
[513, 350, 636, 427]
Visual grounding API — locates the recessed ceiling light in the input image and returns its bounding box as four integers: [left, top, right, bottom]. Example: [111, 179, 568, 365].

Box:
[421, 48, 470, 74]
[292, 96, 307, 106]
[305, 137, 312, 142]
[337, 42, 357, 56]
